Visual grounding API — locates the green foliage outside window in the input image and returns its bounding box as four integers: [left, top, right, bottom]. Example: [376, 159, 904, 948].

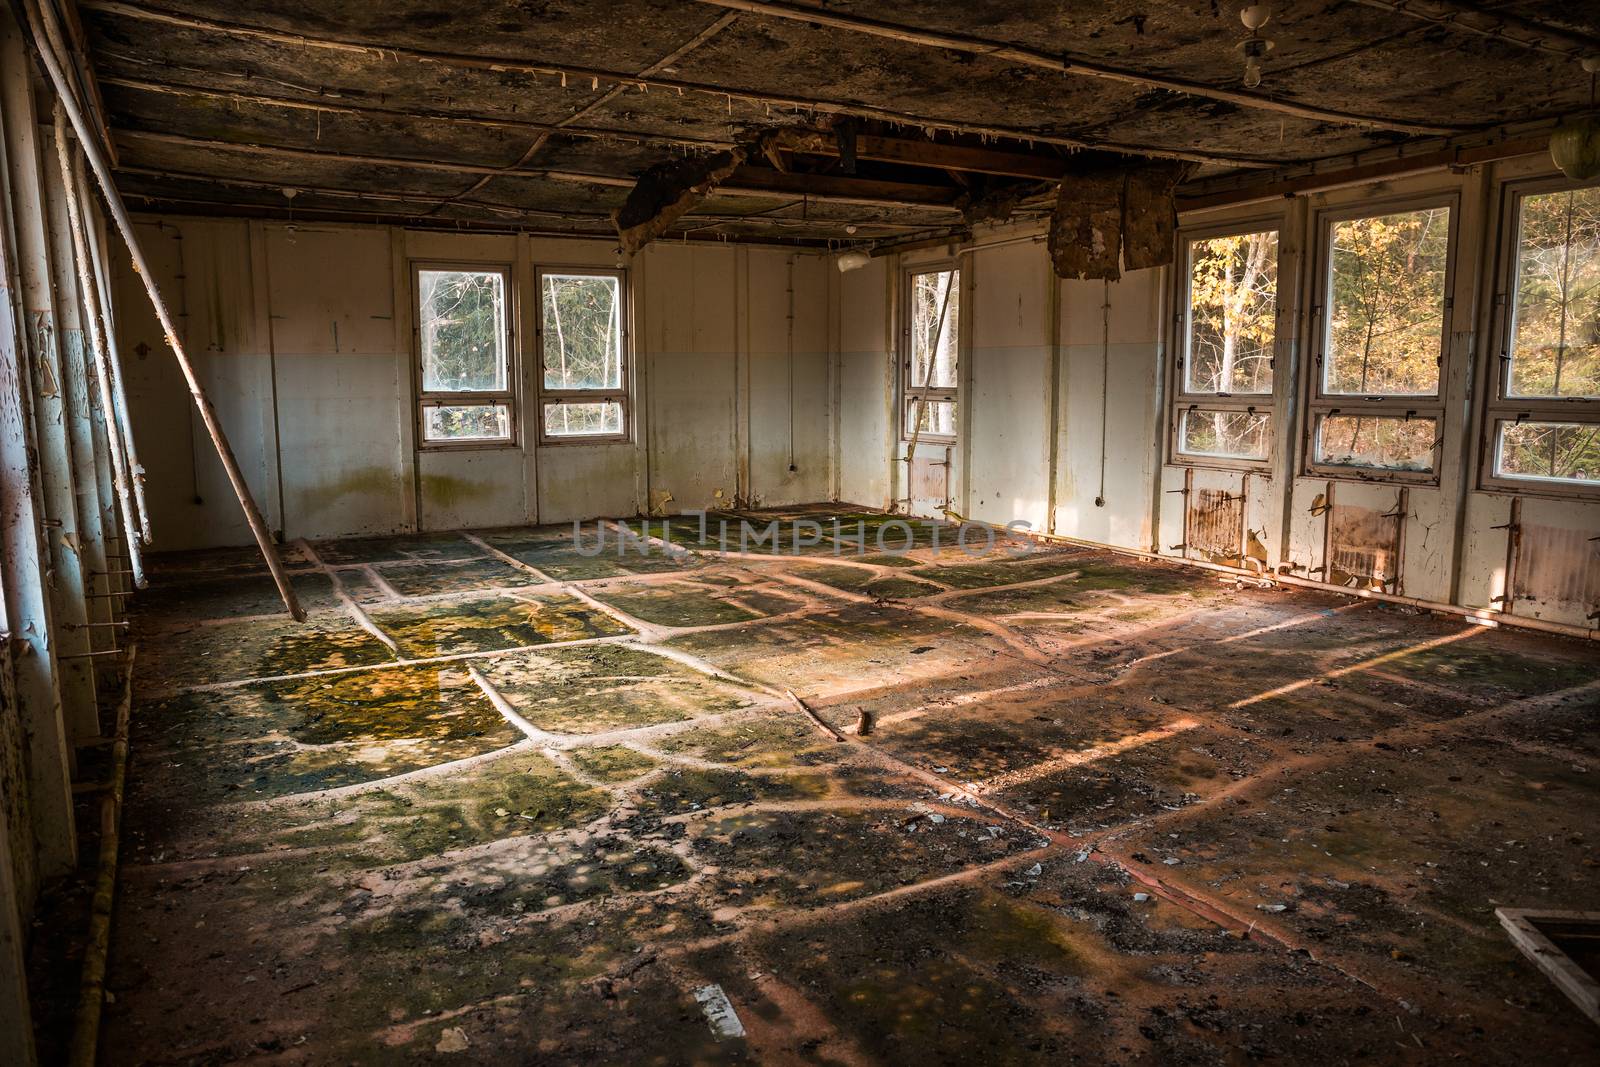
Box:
[1327, 208, 1450, 396]
[419, 270, 507, 392]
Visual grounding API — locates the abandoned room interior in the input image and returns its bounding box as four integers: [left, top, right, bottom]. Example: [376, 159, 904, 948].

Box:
[2, 0, 1600, 1063]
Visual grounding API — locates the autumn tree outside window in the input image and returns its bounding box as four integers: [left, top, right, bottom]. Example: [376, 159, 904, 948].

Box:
[1171, 226, 1279, 467]
[1307, 201, 1456, 481]
[1483, 180, 1600, 492]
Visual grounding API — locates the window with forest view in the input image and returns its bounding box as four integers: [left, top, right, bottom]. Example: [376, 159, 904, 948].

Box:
[1486, 184, 1600, 490]
[1309, 203, 1453, 480]
[904, 269, 959, 439]
[539, 271, 628, 439]
[1172, 228, 1277, 465]
[416, 266, 514, 445]
[1325, 207, 1449, 396]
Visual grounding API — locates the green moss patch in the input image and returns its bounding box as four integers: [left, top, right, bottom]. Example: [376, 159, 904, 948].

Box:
[369, 594, 632, 658]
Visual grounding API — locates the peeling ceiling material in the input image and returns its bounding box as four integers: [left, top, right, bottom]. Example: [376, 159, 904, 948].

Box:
[1121, 161, 1193, 272]
[614, 147, 746, 253]
[1049, 170, 1125, 282]
[59, 0, 1600, 246]
[1046, 160, 1190, 281]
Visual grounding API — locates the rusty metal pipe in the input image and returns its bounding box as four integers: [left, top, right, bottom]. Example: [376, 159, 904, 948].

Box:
[23, 0, 303, 620]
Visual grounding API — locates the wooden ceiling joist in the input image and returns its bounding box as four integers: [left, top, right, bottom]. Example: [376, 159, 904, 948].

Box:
[1349, 0, 1600, 58]
[115, 164, 934, 234]
[96, 74, 739, 153]
[99, 77, 1091, 183]
[690, 0, 1464, 137]
[77, 0, 1278, 169]
[112, 129, 966, 211]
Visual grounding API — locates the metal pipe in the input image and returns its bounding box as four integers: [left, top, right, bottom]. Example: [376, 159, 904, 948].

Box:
[67, 642, 134, 1067]
[51, 103, 146, 588]
[22, 0, 304, 620]
[76, 160, 152, 544]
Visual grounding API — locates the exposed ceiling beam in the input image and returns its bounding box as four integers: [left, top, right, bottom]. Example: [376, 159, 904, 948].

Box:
[119, 195, 843, 245]
[1175, 135, 1548, 212]
[112, 129, 966, 211]
[77, 0, 1279, 169]
[99, 77, 1087, 183]
[690, 0, 1463, 136]
[95, 75, 737, 152]
[1348, 0, 1600, 58]
[725, 165, 956, 206]
[816, 135, 1071, 181]
[113, 164, 933, 232]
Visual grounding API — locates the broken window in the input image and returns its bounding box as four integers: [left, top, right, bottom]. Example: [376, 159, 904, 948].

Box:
[903, 268, 959, 441]
[415, 265, 515, 447]
[538, 269, 628, 441]
[1484, 181, 1600, 491]
[1307, 201, 1454, 481]
[1170, 227, 1278, 467]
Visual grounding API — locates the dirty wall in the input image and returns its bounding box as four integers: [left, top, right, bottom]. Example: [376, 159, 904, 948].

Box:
[111, 221, 833, 546]
[839, 158, 1600, 632]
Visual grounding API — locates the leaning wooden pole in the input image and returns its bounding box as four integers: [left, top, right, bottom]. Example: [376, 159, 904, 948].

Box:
[52, 104, 145, 588]
[23, 0, 304, 619]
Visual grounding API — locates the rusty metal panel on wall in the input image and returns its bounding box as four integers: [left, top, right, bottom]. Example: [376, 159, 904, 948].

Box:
[1327, 499, 1403, 591]
[1187, 487, 1244, 565]
[1512, 522, 1600, 623]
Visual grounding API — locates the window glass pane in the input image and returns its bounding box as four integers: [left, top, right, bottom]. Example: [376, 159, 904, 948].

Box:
[542, 273, 623, 390]
[1325, 207, 1450, 396]
[423, 403, 510, 442]
[907, 398, 956, 438]
[910, 270, 959, 389]
[1178, 408, 1271, 460]
[1315, 414, 1436, 472]
[1186, 231, 1276, 395]
[544, 401, 624, 437]
[1496, 420, 1600, 483]
[419, 270, 507, 392]
[1508, 187, 1600, 399]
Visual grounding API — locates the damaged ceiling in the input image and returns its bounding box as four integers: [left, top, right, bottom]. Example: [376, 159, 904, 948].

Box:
[55, 0, 1600, 248]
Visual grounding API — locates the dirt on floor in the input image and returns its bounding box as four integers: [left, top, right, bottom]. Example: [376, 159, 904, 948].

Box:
[77, 506, 1600, 1064]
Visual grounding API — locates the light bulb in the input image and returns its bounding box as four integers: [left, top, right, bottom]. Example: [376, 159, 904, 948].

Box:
[1244, 55, 1262, 88]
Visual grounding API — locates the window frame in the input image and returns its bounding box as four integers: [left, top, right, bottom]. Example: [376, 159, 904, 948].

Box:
[534, 265, 631, 446]
[412, 260, 518, 452]
[1478, 174, 1600, 498]
[1302, 193, 1460, 486]
[1167, 217, 1283, 472]
[900, 262, 961, 444]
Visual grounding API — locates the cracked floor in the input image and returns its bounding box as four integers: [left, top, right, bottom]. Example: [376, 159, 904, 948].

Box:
[106, 506, 1600, 1064]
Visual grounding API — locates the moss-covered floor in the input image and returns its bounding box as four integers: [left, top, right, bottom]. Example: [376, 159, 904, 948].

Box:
[107, 507, 1600, 1064]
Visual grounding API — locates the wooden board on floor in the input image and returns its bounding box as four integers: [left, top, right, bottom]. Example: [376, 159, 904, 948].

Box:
[1496, 908, 1600, 1025]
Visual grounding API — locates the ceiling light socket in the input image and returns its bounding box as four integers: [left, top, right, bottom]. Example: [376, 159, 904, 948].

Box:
[1236, 36, 1274, 88]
